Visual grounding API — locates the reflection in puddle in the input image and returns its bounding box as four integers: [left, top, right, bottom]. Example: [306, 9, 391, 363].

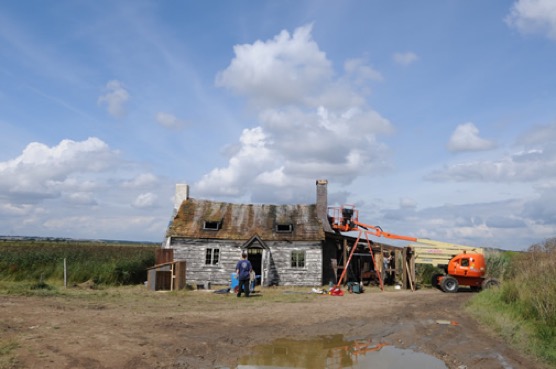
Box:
[236, 334, 447, 369]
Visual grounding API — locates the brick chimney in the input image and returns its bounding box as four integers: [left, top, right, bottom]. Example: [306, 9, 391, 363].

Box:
[316, 179, 333, 233]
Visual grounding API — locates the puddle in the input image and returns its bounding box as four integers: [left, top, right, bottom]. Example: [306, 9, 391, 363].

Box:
[235, 334, 447, 369]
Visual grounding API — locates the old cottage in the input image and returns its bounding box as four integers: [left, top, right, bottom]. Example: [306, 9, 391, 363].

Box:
[163, 180, 346, 287]
[162, 179, 405, 289]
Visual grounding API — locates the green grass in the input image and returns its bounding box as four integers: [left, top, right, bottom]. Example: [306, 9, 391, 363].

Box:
[0, 340, 19, 369]
[467, 238, 556, 367]
[0, 240, 157, 286]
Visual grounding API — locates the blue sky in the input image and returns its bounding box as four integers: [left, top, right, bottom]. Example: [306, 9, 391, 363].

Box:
[1, 1, 555, 250]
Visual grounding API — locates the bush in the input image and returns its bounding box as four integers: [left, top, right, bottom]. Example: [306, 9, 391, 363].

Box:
[468, 238, 556, 366]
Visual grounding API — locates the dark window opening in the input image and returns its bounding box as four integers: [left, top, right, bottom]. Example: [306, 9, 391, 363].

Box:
[203, 221, 221, 230]
[206, 248, 220, 265]
[291, 250, 305, 268]
[461, 258, 469, 267]
[276, 224, 293, 232]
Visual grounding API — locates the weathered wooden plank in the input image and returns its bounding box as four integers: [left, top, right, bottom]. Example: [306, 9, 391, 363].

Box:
[167, 237, 325, 287]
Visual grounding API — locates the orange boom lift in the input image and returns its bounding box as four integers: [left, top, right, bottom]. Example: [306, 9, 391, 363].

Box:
[328, 205, 498, 292]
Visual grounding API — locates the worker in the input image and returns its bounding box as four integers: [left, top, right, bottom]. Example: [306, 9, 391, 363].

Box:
[387, 250, 395, 285]
[249, 268, 256, 293]
[235, 251, 252, 298]
[383, 252, 391, 284]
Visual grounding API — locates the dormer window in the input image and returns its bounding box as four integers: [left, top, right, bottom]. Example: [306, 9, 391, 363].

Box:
[276, 223, 293, 232]
[203, 220, 222, 230]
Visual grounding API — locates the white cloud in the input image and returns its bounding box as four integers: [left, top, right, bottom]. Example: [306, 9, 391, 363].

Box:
[0, 137, 172, 241]
[0, 137, 120, 203]
[428, 123, 556, 182]
[447, 122, 496, 152]
[195, 127, 275, 197]
[506, 0, 556, 40]
[393, 52, 418, 66]
[155, 112, 185, 129]
[380, 199, 542, 249]
[98, 80, 130, 118]
[132, 192, 158, 209]
[197, 24, 393, 202]
[122, 173, 158, 188]
[424, 150, 556, 182]
[215, 24, 333, 108]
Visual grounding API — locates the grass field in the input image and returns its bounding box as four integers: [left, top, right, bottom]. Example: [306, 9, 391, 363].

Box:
[0, 239, 157, 286]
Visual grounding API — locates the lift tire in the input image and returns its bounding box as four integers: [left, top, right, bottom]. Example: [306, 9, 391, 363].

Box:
[482, 278, 500, 290]
[440, 276, 458, 293]
[431, 273, 443, 289]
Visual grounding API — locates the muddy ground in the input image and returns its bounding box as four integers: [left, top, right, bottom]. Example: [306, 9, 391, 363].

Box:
[0, 285, 550, 369]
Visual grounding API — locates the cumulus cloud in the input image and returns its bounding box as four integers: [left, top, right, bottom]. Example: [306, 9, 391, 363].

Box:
[155, 112, 186, 129]
[0, 137, 120, 203]
[447, 122, 496, 152]
[0, 137, 171, 240]
[379, 199, 539, 248]
[98, 80, 130, 118]
[506, 0, 556, 40]
[215, 24, 333, 108]
[197, 24, 393, 202]
[425, 150, 556, 182]
[393, 52, 418, 66]
[427, 123, 556, 182]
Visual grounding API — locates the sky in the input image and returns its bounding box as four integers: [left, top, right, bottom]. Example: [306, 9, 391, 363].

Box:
[1, 1, 555, 251]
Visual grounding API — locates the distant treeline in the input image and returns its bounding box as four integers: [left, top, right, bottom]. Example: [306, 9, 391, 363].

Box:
[0, 240, 158, 285]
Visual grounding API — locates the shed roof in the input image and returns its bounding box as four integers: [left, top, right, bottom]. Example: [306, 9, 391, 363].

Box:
[167, 198, 326, 241]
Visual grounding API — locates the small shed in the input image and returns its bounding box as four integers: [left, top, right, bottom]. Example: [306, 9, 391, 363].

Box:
[146, 248, 186, 291]
[146, 260, 187, 291]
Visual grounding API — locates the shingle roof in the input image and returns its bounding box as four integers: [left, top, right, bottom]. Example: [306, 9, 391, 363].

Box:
[167, 198, 326, 241]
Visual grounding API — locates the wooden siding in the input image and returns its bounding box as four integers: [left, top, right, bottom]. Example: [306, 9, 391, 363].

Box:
[169, 237, 324, 287]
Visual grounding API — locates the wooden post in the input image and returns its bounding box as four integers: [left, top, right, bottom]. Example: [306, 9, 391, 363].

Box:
[402, 247, 408, 289]
[63, 258, 67, 288]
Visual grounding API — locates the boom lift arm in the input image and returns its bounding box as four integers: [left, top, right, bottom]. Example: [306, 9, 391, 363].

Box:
[329, 206, 419, 290]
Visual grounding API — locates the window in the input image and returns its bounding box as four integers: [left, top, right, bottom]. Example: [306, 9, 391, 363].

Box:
[205, 248, 220, 265]
[276, 224, 293, 232]
[203, 220, 221, 230]
[291, 250, 305, 268]
[461, 258, 469, 267]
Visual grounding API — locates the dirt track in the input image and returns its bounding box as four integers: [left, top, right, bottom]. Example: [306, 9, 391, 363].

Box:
[0, 286, 550, 369]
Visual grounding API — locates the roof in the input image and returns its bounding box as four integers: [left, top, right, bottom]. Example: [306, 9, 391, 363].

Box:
[167, 198, 326, 241]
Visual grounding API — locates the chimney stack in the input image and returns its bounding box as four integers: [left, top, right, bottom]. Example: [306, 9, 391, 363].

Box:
[174, 184, 189, 211]
[316, 179, 328, 221]
[316, 179, 333, 232]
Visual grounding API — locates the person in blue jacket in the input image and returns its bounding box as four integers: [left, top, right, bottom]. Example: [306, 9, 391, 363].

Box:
[235, 252, 252, 298]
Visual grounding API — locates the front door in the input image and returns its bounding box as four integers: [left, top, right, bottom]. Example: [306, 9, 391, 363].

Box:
[247, 248, 263, 286]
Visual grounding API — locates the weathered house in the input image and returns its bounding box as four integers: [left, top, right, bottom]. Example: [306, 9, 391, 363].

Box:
[163, 180, 342, 287]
